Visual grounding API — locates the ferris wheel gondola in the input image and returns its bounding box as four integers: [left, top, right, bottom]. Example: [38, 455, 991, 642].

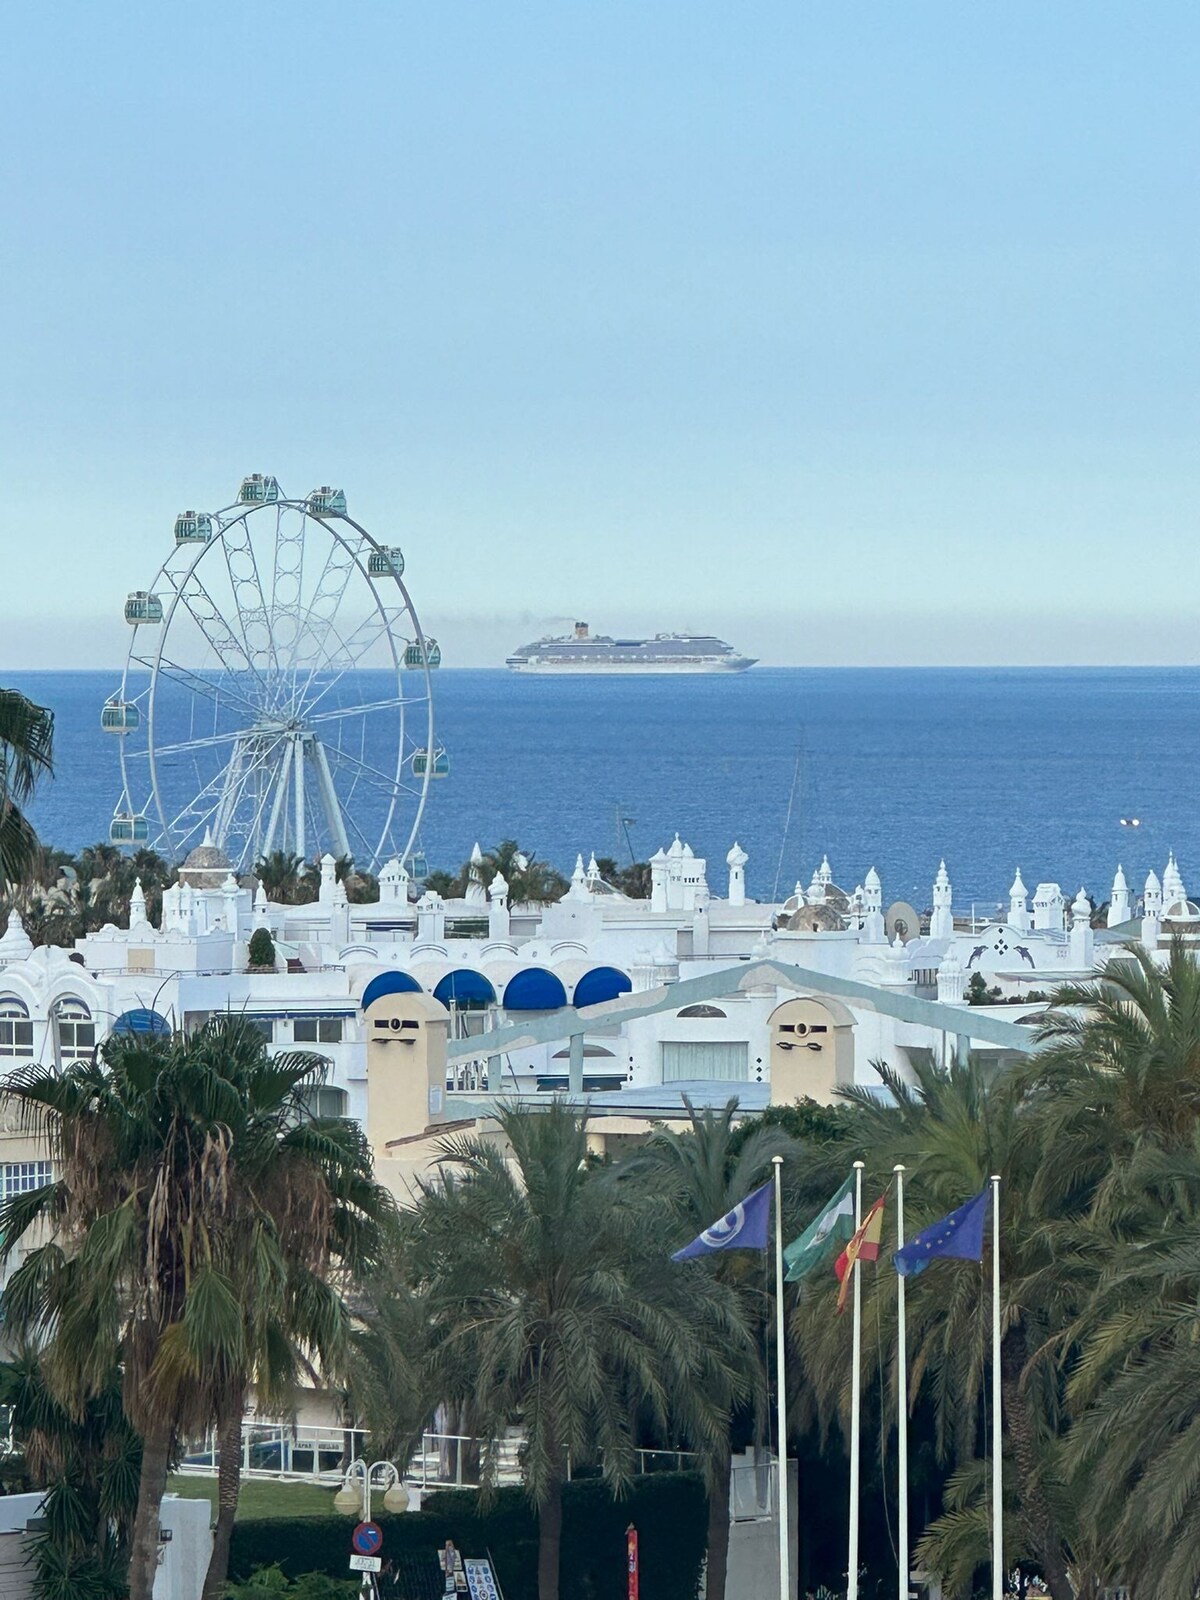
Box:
[105, 478, 437, 873]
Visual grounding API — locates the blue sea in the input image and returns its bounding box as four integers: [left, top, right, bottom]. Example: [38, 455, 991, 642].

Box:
[7, 667, 1198, 911]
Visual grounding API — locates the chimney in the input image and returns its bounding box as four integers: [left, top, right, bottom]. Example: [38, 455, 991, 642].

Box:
[574, 621, 589, 639]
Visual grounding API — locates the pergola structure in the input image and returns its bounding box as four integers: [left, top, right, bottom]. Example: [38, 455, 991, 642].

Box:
[445, 957, 1041, 1108]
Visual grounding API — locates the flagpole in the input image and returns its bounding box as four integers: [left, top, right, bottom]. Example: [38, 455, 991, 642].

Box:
[991, 1175, 1003, 1600]
[772, 1156, 791, 1600]
[894, 1165, 908, 1600]
[848, 1159, 864, 1600]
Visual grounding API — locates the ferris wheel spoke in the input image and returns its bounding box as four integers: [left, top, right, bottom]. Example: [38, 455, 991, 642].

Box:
[320, 741, 412, 795]
[150, 652, 264, 727]
[297, 610, 413, 720]
[171, 571, 279, 710]
[219, 517, 282, 700]
[304, 695, 409, 729]
[146, 726, 259, 759]
[288, 534, 371, 709]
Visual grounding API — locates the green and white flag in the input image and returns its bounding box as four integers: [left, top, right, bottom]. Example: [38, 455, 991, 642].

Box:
[783, 1173, 856, 1282]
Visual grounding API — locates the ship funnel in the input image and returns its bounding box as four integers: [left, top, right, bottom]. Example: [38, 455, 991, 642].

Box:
[574, 621, 590, 639]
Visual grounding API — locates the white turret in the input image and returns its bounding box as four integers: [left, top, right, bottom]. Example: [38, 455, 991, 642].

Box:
[726, 842, 748, 908]
[254, 879, 270, 930]
[318, 853, 338, 907]
[488, 870, 511, 940]
[930, 860, 953, 941]
[1108, 865, 1131, 927]
[1143, 869, 1162, 920]
[465, 842, 487, 907]
[586, 852, 602, 887]
[567, 854, 589, 902]
[649, 849, 668, 913]
[378, 858, 409, 905]
[1163, 852, 1188, 916]
[881, 933, 910, 986]
[331, 874, 350, 942]
[1142, 870, 1162, 951]
[791, 879, 807, 908]
[128, 877, 148, 929]
[1008, 869, 1030, 932]
[861, 866, 886, 944]
[817, 854, 833, 889]
[807, 865, 826, 906]
[416, 888, 445, 944]
[936, 944, 965, 1005]
[1032, 883, 1065, 933]
[1070, 888, 1094, 969]
[0, 909, 33, 966]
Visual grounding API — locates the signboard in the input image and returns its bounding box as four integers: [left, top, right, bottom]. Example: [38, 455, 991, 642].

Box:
[349, 1554, 383, 1573]
[438, 1541, 468, 1593]
[351, 1522, 384, 1557]
[465, 1559, 501, 1600]
[627, 1523, 639, 1600]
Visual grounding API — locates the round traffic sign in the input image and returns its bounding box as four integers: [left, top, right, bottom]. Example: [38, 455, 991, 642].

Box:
[351, 1521, 383, 1556]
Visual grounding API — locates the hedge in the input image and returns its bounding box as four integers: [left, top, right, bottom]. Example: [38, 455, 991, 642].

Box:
[229, 1470, 707, 1600]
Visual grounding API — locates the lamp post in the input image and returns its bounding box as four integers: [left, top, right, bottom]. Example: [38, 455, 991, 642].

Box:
[334, 1456, 410, 1520]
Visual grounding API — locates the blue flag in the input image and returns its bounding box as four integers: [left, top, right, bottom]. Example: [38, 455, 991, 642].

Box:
[894, 1189, 989, 1278]
[672, 1180, 773, 1261]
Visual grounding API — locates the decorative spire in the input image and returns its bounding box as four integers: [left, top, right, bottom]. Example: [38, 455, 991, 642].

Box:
[1009, 868, 1026, 898]
[0, 908, 33, 965]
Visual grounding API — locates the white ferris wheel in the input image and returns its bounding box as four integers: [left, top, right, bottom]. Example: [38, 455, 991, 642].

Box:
[104, 476, 443, 873]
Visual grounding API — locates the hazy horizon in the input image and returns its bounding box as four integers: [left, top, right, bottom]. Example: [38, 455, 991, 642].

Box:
[3, 4, 1197, 669]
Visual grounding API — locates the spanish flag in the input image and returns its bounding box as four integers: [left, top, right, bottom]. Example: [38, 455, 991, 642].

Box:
[834, 1195, 886, 1314]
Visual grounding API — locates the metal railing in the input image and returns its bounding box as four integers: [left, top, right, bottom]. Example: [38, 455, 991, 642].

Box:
[176, 1423, 697, 1493]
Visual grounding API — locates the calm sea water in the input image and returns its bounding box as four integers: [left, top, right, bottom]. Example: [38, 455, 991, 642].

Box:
[7, 667, 1198, 911]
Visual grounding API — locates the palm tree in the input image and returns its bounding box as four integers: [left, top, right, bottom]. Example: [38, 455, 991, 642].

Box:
[405, 1101, 751, 1600]
[618, 1097, 798, 1600]
[255, 850, 306, 904]
[0, 1348, 141, 1600]
[0, 688, 54, 886]
[0, 1016, 394, 1600]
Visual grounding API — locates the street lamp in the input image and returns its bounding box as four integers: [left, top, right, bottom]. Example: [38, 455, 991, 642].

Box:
[334, 1457, 410, 1519]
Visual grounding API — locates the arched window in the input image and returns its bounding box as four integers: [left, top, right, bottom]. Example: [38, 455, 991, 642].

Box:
[676, 1004, 727, 1019]
[0, 998, 33, 1059]
[54, 1000, 95, 1061]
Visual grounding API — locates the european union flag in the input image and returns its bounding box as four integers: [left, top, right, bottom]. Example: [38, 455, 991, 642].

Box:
[671, 1180, 773, 1261]
[894, 1189, 989, 1278]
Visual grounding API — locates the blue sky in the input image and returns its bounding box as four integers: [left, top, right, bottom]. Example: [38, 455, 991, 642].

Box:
[2, 2, 1197, 666]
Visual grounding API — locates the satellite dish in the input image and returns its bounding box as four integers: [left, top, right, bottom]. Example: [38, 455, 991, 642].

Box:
[885, 900, 921, 943]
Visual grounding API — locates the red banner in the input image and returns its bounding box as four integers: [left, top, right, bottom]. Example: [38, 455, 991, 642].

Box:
[627, 1523, 639, 1600]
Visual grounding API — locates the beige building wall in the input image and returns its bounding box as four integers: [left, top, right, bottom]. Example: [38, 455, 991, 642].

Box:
[767, 996, 855, 1104]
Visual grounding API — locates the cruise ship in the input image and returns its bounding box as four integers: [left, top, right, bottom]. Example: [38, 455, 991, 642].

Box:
[506, 622, 756, 674]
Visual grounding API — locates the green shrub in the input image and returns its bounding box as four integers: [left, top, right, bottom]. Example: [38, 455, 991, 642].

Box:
[229, 1471, 707, 1600]
[248, 928, 277, 970]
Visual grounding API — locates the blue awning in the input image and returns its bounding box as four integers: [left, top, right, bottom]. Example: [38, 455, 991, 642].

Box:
[503, 968, 568, 1011]
[572, 967, 633, 1008]
[434, 970, 497, 1007]
[361, 971, 424, 1010]
[112, 1008, 171, 1037]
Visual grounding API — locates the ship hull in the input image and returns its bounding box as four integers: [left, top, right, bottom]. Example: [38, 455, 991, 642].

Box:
[506, 658, 756, 674]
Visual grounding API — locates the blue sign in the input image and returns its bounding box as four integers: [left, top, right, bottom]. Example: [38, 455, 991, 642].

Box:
[351, 1521, 383, 1556]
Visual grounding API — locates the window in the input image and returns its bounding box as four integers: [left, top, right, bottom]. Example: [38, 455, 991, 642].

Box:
[55, 1002, 95, 1060]
[299, 1086, 348, 1120]
[0, 1161, 51, 1198]
[661, 1041, 749, 1083]
[0, 1001, 33, 1058]
[245, 1018, 274, 1043]
[294, 1018, 344, 1045]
